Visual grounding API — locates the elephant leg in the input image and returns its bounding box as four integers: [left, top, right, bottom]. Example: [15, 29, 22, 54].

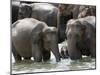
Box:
[90, 48, 96, 58]
[24, 57, 31, 60]
[32, 45, 42, 62]
[65, 50, 69, 57]
[34, 51, 42, 62]
[61, 50, 69, 59]
[90, 40, 96, 58]
[81, 49, 90, 56]
[60, 50, 66, 58]
[42, 50, 51, 61]
[86, 38, 96, 58]
[64, 50, 69, 58]
[12, 43, 21, 62]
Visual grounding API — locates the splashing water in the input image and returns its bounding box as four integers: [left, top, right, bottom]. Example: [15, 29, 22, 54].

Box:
[12, 41, 96, 74]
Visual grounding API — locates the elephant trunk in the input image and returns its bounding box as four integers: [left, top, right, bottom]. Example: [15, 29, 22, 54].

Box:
[51, 43, 61, 62]
[67, 36, 82, 60]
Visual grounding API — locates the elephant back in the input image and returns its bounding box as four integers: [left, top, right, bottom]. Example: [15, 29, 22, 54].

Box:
[31, 3, 58, 27]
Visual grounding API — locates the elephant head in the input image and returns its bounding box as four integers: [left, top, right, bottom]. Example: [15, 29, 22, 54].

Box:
[78, 6, 96, 18]
[66, 16, 96, 60]
[66, 20, 84, 59]
[42, 27, 61, 62]
[60, 45, 69, 59]
[18, 3, 32, 19]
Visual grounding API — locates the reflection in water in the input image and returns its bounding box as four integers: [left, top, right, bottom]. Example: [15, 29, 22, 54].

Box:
[12, 41, 96, 74]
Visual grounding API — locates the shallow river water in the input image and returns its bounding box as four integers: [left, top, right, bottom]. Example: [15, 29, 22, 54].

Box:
[12, 41, 96, 74]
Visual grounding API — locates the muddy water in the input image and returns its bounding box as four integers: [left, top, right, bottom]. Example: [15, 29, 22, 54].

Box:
[12, 41, 96, 74]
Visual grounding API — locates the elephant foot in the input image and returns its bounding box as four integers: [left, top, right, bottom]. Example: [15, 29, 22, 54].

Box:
[90, 48, 96, 58]
[61, 56, 69, 59]
[33, 52, 42, 62]
[42, 50, 51, 61]
[34, 57, 42, 62]
[14, 56, 21, 62]
[60, 51, 69, 59]
[56, 57, 61, 62]
[13, 52, 21, 62]
[13, 53, 21, 62]
[55, 53, 61, 62]
[91, 52, 96, 58]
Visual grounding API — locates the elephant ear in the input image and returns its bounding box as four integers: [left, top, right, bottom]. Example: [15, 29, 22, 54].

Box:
[58, 4, 68, 12]
[43, 26, 57, 33]
[42, 26, 58, 40]
[18, 3, 32, 19]
[82, 20, 96, 35]
[76, 20, 86, 30]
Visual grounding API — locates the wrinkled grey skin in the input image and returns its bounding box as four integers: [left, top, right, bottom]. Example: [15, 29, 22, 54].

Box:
[60, 46, 69, 59]
[18, 3, 58, 27]
[12, 18, 60, 62]
[66, 16, 96, 60]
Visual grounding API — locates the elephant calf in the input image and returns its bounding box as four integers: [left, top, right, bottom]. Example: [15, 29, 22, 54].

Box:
[12, 18, 61, 62]
[66, 16, 96, 60]
[60, 45, 69, 59]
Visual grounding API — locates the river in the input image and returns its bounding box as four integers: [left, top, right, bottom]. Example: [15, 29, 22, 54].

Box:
[12, 41, 96, 74]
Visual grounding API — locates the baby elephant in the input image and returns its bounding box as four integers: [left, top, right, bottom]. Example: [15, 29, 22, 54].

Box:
[66, 16, 96, 60]
[60, 45, 69, 59]
[12, 18, 61, 62]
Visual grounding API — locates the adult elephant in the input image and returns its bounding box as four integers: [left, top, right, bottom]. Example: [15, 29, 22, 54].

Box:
[66, 16, 96, 60]
[18, 3, 58, 27]
[57, 4, 80, 43]
[12, 0, 20, 23]
[60, 45, 69, 59]
[78, 6, 96, 18]
[18, 3, 79, 43]
[12, 18, 61, 62]
[57, 4, 96, 43]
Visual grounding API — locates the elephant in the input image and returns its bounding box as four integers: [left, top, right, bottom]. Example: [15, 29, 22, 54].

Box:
[17, 2, 66, 43]
[57, 4, 85, 43]
[78, 6, 96, 18]
[60, 45, 69, 59]
[66, 16, 96, 60]
[12, 0, 20, 23]
[12, 18, 61, 62]
[18, 3, 58, 27]
[57, 4, 96, 43]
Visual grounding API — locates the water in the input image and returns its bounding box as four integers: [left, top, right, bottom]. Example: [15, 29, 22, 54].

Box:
[12, 41, 96, 74]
